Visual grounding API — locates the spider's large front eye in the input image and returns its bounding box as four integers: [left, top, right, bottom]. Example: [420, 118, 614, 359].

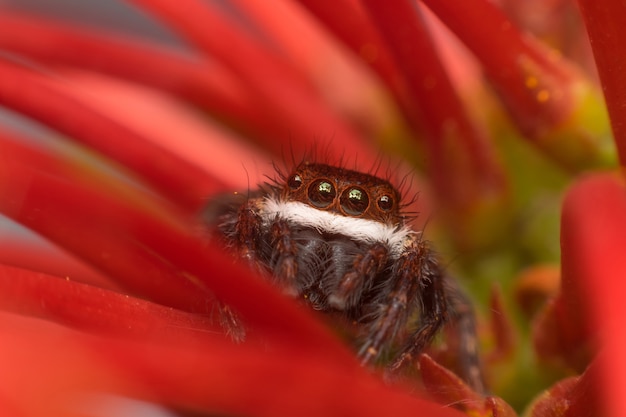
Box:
[340, 187, 369, 215]
[377, 194, 394, 211]
[308, 179, 336, 208]
[288, 174, 303, 190]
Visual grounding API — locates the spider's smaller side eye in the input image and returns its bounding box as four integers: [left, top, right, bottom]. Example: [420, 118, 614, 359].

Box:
[340, 187, 369, 216]
[308, 179, 336, 208]
[288, 174, 303, 190]
[377, 194, 394, 211]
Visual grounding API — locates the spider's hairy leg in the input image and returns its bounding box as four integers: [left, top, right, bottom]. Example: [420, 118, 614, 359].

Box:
[385, 248, 488, 394]
[216, 302, 246, 343]
[443, 279, 487, 394]
[357, 235, 434, 364]
[386, 245, 447, 372]
[232, 198, 265, 263]
[203, 191, 265, 264]
[269, 218, 300, 294]
[202, 192, 267, 341]
[375, 237, 447, 371]
[328, 243, 388, 310]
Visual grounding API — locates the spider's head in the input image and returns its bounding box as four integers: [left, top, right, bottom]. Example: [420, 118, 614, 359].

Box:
[280, 162, 402, 225]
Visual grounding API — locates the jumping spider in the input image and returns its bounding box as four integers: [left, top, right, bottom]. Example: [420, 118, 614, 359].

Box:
[204, 161, 485, 392]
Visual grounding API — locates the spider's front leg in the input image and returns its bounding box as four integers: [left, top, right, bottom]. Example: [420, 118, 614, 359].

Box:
[387, 241, 447, 370]
[358, 234, 446, 365]
[203, 191, 266, 267]
[202, 192, 270, 341]
[268, 217, 300, 294]
[440, 279, 487, 394]
[387, 243, 488, 394]
[328, 242, 389, 310]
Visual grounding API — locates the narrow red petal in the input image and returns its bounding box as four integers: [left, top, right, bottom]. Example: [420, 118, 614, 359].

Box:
[0, 12, 278, 143]
[487, 284, 518, 363]
[526, 359, 604, 417]
[0, 139, 351, 359]
[360, 0, 503, 185]
[0, 235, 118, 291]
[0, 313, 137, 417]
[420, 354, 516, 416]
[127, 0, 376, 163]
[422, 0, 613, 170]
[296, 0, 412, 117]
[360, 0, 507, 242]
[97, 335, 465, 417]
[0, 137, 216, 313]
[0, 264, 224, 343]
[0, 59, 224, 211]
[576, 0, 626, 164]
[563, 358, 604, 417]
[420, 353, 483, 407]
[0, 310, 465, 417]
[560, 172, 626, 417]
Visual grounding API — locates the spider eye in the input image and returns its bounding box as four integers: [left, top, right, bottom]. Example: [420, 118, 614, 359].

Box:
[288, 174, 303, 190]
[340, 187, 369, 216]
[308, 179, 336, 208]
[377, 194, 394, 211]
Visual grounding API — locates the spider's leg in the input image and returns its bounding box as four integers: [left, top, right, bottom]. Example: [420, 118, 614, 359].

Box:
[386, 251, 488, 394]
[232, 198, 266, 265]
[358, 235, 434, 364]
[441, 278, 487, 394]
[268, 217, 300, 294]
[328, 242, 388, 310]
[384, 238, 447, 371]
[216, 302, 246, 343]
[203, 192, 268, 341]
[203, 191, 266, 267]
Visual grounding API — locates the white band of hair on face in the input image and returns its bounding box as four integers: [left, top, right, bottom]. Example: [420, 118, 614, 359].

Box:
[261, 198, 415, 257]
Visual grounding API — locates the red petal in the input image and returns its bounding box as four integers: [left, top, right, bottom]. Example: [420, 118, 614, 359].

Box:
[0, 137, 213, 313]
[487, 284, 518, 363]
[360, 0, 507, 243]
[526, 359, 604, 417]
[560, 172, 626, 417]
[127, 0, 375, 163]
[0, 311, 465, 417]
[0, 12, 266, 137]
[0, 264, 223, 343]
[0, 59, 225, 211]
[577, 0, 626, 164]
[422, 0, 613, 171]
[420, 354, 516, 416]
[0, 138, 351, 360]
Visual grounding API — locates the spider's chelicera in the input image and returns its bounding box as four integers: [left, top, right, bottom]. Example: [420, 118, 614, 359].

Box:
[204, 161, 484, 392]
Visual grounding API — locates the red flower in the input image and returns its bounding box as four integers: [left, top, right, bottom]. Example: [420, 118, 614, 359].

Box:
[0, 1, 624, 416]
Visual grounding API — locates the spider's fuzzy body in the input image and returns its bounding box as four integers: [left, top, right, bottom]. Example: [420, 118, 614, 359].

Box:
[204, 161, 484, 392]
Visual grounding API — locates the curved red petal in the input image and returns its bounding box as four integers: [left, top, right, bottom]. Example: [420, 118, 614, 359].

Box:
[97, 334, 464, 417]
[560, 172, 626, 417]
[359, 0, 507, 243]
[127, 0, 376, 163]
[0, 59, 225, 211]
[0, 12, 283, 145]
[576, 0, 626, 164]
[0, 139, 351, 360]
[0, 263, 224, 342]
[422, 0, 614, 171]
